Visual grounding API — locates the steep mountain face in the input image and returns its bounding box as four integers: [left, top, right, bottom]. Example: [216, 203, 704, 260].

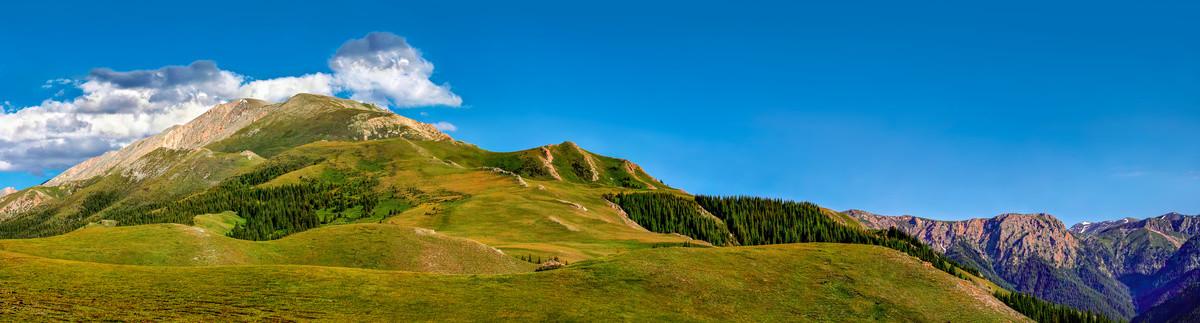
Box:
[847, 209, 1133, 319]
[0, 187, 16, 198]
[1077, 213, 1198, 281]
[1070, 218, 1138, 235]
[850, 210, 1200, 319]
[1133, 282, 1200, 323]
[1134, 235, 1200, 311]
[44, 98, 275, 187]
[846, 210, 1080, 267]
[1161, 235, 1200, 279]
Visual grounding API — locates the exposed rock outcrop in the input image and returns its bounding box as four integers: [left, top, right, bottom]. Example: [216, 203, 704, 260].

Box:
[847, 210, 1079, 268]
[0, 189, 55, 220]
[535, 259, 566, 271]
[0, 187, 15, 198]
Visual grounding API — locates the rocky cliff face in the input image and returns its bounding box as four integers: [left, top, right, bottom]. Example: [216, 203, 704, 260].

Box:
[0, 187, 15, 198]
[846, 210, 1080, 268]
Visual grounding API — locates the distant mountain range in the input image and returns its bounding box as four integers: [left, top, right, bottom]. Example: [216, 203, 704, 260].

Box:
[849, 209, 1200, 320]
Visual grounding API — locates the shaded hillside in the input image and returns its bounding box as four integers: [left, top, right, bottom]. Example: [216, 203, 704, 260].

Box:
[1133, 283, 1200, 323]
[1134, 234, 1200, 311]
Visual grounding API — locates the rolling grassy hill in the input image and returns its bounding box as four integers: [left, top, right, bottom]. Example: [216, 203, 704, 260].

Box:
[0, 217, 534, 274]
[0, 243, 1027, 322]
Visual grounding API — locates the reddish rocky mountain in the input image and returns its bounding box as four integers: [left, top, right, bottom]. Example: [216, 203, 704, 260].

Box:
[847, 210, 1200, 320]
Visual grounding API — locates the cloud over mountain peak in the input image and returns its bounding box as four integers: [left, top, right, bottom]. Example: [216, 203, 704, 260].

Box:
[0, 32, 460, 174]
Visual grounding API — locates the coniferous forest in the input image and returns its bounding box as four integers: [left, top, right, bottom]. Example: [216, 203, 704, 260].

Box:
[605, 192, 980, 277]
[602, 192, 734, 246]
[106, 155, 394, 241]
[0, 155, 401, 241]
[995, 291, 1119, 323]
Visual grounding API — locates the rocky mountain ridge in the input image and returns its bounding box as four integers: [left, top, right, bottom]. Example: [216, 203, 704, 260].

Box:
[848, 209, 1200, 319]
[43, 98, 276, 187]
[1070, 218, 1138, 235]
[3, 94, 449, 217]
[846, 210, 1079, 268]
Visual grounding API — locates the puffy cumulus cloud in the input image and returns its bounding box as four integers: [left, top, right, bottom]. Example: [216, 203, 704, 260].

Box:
[0, 32, 460, 174]
[330, 32, 463, 108]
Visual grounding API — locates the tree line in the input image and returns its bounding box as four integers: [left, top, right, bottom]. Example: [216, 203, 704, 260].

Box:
[603, 192, 734, 246]
[994, 291, 1120, 323]
[694, 194, 981, 277]
[605, 192, 980, 277]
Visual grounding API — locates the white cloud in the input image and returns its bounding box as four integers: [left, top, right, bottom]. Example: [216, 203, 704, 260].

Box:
[0, 32, 461, 174]
[329, 32, 462, 108]
[240, 73, 336, 102]
[431, 122, 458, 132]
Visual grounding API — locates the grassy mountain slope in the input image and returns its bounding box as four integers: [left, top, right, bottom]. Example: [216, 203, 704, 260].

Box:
[0, 148, 263, 238]
[0, 220, 533, 274]
[0, 243, 1027, 322]
[206, 93, 449, 158]
[484, 141, 668, 189]
[224, 137, 701, 261]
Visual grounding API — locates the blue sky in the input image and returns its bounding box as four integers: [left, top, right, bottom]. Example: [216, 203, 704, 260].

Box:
[1, 1, 1197, 225]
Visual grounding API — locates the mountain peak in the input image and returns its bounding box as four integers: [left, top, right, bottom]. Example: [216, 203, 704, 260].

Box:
[1069, 217, 1140, 235]
[44, 93, 448, 187]
[43, 98, 278, 187]
[0, 187, 16, 198]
